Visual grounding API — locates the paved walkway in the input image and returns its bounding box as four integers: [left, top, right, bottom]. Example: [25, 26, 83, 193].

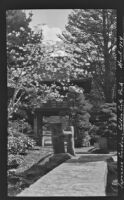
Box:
[17, 151, 115, 197]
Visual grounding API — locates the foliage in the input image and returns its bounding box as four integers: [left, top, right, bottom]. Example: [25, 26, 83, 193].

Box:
[8, 154, 24, 168]
[88, 125, 99, 140]
[8, 134, 27, 155]
[90, 103, 117, 149]
[8, 120, 36, 169]
[7, 9, 94, 122]
[59, 9, 117, 103]
[8, 131, 36, 154]
[7, 10, 69, 119]
[68, 85, 92, 147]
[8, 120, 32, 134]
[7, 10, 44, 119]
[19, 121, 32, 134]
[8, 125, 36, 168]
[6, 10, 32, 34]
[91, 103, 116, 136]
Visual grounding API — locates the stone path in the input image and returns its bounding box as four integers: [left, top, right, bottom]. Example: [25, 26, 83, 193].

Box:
[17, 151, 116, 197]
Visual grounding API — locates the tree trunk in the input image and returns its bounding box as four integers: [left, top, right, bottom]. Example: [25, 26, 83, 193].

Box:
[102, 9, 113, 103]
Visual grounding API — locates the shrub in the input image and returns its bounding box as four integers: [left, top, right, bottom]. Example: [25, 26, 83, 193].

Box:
[18, 121, 32, 134]
[8, 135, 27, 155]
[19, 134, 36, 149]
[90, 103, 117, 150]
[8, 120, 36, 157]
[8, 120, 32, 135]
[8, 154, 24, 169]
[8, 132, 36, 154]
[68, 91, 92, 147]
[96, 103, 117, 137]
[8, 121, 19, 135]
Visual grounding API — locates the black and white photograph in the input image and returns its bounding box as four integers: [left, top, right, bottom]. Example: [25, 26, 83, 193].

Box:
[6, 8, 120, 197]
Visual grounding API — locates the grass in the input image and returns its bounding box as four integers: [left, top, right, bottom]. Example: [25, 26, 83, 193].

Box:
[15, 146, 53, 174]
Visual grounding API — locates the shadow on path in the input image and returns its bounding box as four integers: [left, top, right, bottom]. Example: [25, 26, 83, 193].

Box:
[66, 154, 115, 164]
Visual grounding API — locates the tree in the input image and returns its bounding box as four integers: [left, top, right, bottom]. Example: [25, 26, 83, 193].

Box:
[90, 103, 117, 150]
[7, 10, 72, 119]
[7, 10, 43, 119]
[59, 9, 117, 103]
[6, 10, 32, 33]
[7, 10, 92, 122]
[68, 85, 92, 147]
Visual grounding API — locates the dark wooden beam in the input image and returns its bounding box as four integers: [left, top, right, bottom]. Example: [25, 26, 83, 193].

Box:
[40, 77, 92, 93]
[35, 107, 70, 116]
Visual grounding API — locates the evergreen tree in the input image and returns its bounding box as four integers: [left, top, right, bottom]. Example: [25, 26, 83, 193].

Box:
[59, 9, 117, 103]
[68, 85, 92, 147]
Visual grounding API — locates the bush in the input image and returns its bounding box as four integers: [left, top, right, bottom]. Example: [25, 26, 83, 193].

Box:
[90, 103, 117, 149]
[8, 120, 32, 135]
[8, 135, 27, 155]
[18, 121, 32, 134]
[8, 154, 24, 169]
[8, 120, 36, 158]
[68, 89, 92, 147]
[96, 103, 117, 137]
[19, 134, 36, 149]
[8, 132, 36, 154]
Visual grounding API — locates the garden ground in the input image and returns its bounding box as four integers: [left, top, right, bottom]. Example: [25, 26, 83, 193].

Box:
[8, 146, 53, 196]
[8, 146, 117, 196]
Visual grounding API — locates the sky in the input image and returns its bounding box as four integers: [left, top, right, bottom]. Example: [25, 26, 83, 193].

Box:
[25, 9, 72, 42]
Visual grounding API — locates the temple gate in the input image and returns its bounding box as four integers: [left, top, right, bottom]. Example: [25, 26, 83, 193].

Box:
[33, 78, 92, 154]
